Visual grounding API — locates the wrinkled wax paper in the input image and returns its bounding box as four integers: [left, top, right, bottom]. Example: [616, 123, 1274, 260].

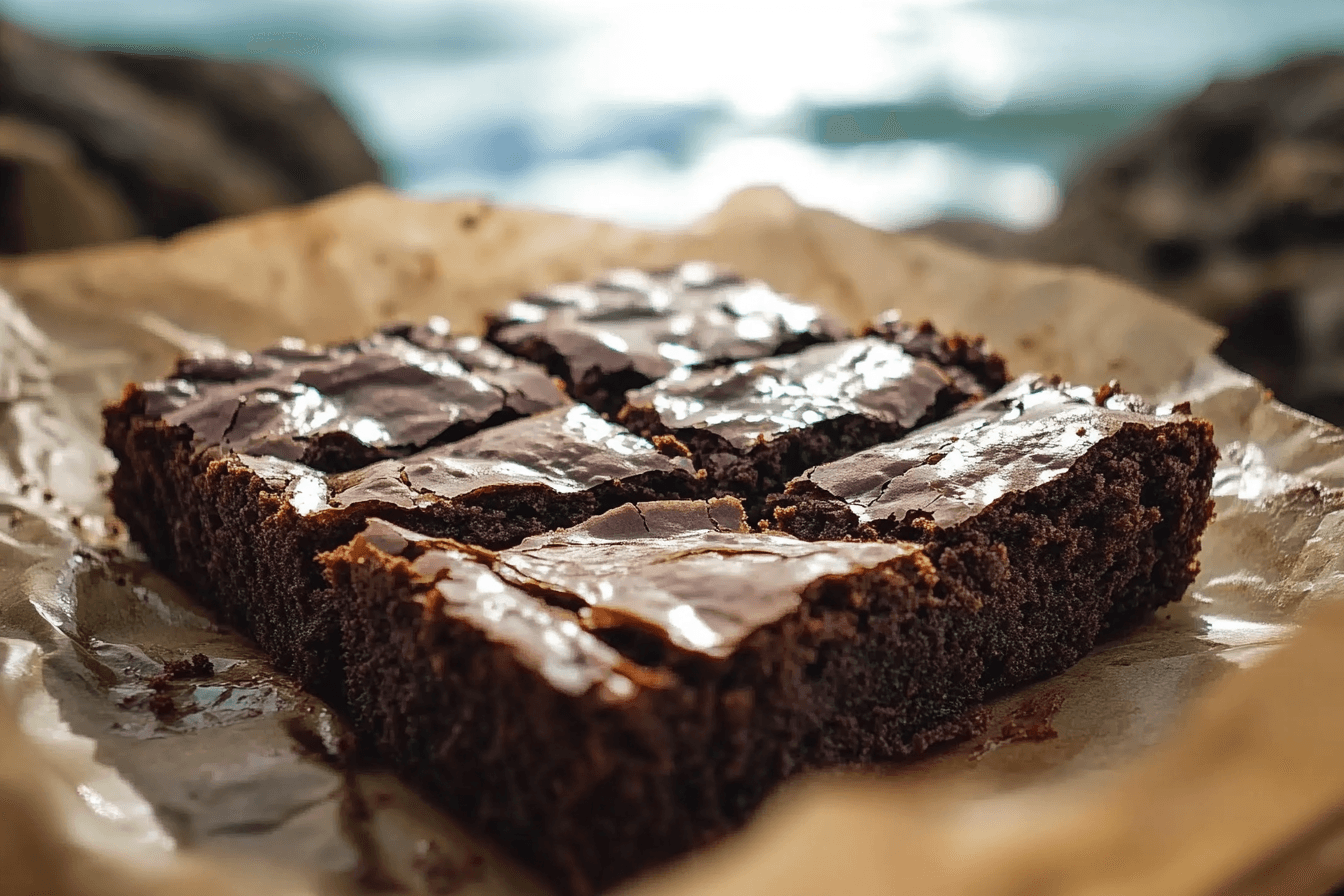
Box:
[0, 186, 1341, 896]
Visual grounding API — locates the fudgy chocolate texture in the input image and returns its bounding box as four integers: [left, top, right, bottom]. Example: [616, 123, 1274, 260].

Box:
[329, 502, 992, 895]
[485, 261, 850, 416]
[135, 318, 567, 473]
[103, 281, 1217, 896]
[103, 401, 698, 695]
[864, 311, 1010, 397]
[618, 337, 987, 521]
[773, 375, 1219, 678]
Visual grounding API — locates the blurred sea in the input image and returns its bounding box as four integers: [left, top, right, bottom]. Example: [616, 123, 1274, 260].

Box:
[5, 0, 1344, 231]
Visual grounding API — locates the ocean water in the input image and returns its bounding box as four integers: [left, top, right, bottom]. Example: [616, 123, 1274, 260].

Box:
[6, 0, 1344, 231]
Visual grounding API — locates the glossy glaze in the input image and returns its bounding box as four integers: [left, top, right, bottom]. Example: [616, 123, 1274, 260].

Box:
[789, 375, 1190, 528]
[143, 320, 566, 466]
[487, 261, 850, 383]
[625, 337, 958, 448]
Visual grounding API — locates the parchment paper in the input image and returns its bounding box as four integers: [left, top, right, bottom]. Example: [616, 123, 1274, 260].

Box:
[0, 185, 1340, 896]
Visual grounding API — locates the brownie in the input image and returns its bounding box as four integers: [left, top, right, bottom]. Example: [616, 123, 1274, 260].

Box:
[863, 311, 1009, 397]
[327, 500, 973, 895]
[772, 375, 1219, 683]
[104, 400, 698, 695]
[103, 277, 1219, 896]
[485, 261, 850, 416]
[617, 336, 998, 521]
[138, 318, 567, 473]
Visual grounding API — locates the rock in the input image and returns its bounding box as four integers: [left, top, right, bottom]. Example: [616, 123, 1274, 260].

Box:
[96, 50, 382, 201]
[0, 21, 382, 247]
[914, 54, 1344, 423]
[0, 115, 138, 253]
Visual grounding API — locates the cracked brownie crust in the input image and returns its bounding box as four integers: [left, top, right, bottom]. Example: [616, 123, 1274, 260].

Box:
[328, 501, 979, 895]
[772, 376, 1219, 683]
[135, 318, 567, 473]
[618, 336, 996, 521]
[485, 261, 850, 416]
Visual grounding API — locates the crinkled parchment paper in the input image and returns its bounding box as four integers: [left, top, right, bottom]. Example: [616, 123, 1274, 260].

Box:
[1, 186, 1342, 896]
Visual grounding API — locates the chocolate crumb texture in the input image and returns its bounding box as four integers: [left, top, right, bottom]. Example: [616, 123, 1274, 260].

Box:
[101, 266, 1217, 896]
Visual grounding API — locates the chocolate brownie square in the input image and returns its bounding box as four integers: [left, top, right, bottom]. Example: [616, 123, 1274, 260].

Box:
[485, 261, 850, 416]
[327, 500, 968, 895]
[772, 375, 1219, 681]
[140, 318, 567, 472]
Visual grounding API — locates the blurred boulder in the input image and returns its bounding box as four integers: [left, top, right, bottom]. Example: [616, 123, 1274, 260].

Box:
[915, 54, 1344, 424]
[0, 115, 138, 253]
[0, 20, 382, 248]
[96, 50, 383, 201]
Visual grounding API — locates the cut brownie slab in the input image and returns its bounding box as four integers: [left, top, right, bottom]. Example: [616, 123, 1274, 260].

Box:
[104, 399, 698, 696]
[327, 500, 978, 896]
[485, 261, 850, 416]
[772, 375, 1219, 687]
[134, 318, 567, 473]
[617, 336, 999, 521]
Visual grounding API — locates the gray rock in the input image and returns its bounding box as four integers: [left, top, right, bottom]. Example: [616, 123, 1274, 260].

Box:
[96, 50, 383, 202]
[915, 55, 1344, 424]
[0, 21, 383, 246]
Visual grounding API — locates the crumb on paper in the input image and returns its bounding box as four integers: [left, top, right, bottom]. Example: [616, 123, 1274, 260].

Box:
[970, 690, 1066, 760]
[162, 653, 215, 680]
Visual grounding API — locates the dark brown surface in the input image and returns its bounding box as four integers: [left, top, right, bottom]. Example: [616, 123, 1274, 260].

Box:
[910, 54, 1344, 425]
[138, 320, 566, 473]
[102, 275, 1216, 896]
[329, 504, 972, 896]
[773, 375, 1219, 679]
[485, 261, 850, 416]
[618, 336, 996, 521]
[96, 49, 383, 201]
[0, 20, 382, 249]
[103, 395, 698, 699]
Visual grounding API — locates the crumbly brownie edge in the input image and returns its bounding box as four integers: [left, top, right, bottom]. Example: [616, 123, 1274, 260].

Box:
[106, 389, 339, 689]
[772, 418, 1219, 721]
[325, 522, 1005, 895]
[103, 389, 701, 701]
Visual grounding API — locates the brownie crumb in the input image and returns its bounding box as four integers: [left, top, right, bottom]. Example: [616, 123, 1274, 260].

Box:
[970, 690, 1066, 759]
[651, 433, 692, 458]
[146, 691, 178, 720]
[162, 653, 214, 679]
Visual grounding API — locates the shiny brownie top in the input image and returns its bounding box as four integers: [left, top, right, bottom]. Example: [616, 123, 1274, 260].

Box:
[137, 319, 567, 472]
[485, 261, 851, 396]
[778, 375, 1205, 531]
[338, 500, 924, 697]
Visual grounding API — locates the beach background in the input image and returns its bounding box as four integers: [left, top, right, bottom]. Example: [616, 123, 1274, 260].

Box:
[5, 0, 1344, 233]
